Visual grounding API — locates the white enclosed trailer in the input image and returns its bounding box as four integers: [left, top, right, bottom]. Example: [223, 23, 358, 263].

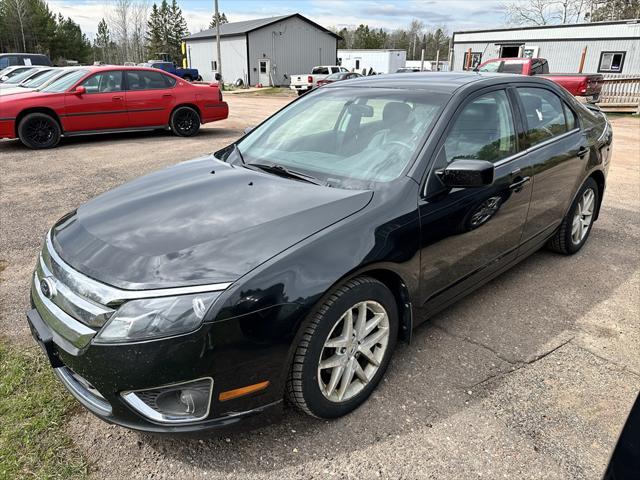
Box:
[337, 49, 407, 74]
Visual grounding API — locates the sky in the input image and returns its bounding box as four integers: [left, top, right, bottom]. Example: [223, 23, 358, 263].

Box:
[48, 0, 510, 39]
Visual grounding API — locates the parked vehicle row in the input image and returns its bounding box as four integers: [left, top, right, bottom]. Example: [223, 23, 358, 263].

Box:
[477, 57, 604, 100]
[290, 65, 349, 95]
[0, 66, 228, 149]
[26, 72, 611, 433]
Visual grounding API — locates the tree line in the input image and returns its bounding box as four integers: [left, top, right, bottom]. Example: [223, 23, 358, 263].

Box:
[503, 0, 640, 25]
[0, 0, 91, 64]
[334, 20, 450, 61]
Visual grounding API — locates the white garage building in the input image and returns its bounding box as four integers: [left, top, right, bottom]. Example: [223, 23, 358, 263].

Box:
[184, 14, 340, 86]
[451, 19, 640, 74]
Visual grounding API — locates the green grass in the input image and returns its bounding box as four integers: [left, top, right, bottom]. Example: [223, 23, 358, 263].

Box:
[234, 87, 295, 97]
[0, 341, 89, 479]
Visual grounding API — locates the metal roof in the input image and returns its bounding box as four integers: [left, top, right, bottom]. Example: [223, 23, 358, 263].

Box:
[185, 13, 340, 40]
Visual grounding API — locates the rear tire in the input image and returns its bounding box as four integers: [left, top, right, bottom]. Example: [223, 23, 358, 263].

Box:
[170, 106, 200, 137]
[546, 177, 599, 254]
[18, 113, 61, 149]
[183, 75, 193, 82]
[297, 90, 305, 96]
[286, 276, 398, 419]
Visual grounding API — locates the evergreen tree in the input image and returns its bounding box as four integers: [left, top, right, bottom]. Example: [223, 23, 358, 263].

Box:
[169, 0, 188, 62]
[94, 18, 111, 63]
[208, 11, 227, 29]
[146, 3, 163, 57]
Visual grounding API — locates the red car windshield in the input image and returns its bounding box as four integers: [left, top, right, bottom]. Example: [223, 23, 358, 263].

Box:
[41, 69, 89, 93]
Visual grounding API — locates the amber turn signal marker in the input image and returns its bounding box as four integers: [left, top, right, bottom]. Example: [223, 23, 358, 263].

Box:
[218, 381, 270, 402]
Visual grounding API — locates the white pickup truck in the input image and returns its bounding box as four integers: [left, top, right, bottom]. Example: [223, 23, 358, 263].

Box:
[290, 66, 349, 95]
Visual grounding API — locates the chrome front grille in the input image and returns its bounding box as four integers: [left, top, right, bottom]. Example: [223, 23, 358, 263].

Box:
[36, 236, 114, 328]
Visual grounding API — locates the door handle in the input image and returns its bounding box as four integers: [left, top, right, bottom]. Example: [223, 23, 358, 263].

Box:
[162, 94, 173, 98]
[509, 176, 531, 192]
[112, 96, 123, 101]
[577, 146, 589, 158]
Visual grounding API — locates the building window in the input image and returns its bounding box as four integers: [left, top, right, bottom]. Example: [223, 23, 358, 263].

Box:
[598, 51, 625, 73]
[355, 59, 360, 70]
[463, 52, 482, 70]
[211, 60, 217, 71]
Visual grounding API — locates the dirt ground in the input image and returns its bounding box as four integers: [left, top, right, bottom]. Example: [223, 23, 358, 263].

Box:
[1, 97, 638, 479]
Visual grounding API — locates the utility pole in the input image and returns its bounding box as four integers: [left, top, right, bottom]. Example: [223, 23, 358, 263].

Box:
[214, 0, 222, 83]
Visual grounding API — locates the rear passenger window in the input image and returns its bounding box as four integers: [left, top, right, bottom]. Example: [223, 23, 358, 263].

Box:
[441, 90, 517, 164]
[517, 87, 568, 146]
[126, 70, 172, 90]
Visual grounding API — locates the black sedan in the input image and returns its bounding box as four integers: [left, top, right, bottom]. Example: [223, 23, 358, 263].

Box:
[27, 72, 612, 433]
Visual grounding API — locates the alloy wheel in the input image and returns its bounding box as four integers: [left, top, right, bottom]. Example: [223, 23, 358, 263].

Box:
[571, 188, 595, 245]
[317, 300, 390, 402]
[24, 118, 55, 147]
[175, 109, 197, 134]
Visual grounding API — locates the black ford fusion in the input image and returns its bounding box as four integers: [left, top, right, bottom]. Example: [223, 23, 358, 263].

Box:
[27, 73, 612, 433]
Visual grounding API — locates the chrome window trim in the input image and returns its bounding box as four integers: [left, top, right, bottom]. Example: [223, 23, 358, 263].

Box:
[43, 232, 232, 306]
[121, 377, 214, 424]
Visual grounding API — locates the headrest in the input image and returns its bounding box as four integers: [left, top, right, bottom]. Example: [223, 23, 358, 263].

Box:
[383, 102, 411, 124]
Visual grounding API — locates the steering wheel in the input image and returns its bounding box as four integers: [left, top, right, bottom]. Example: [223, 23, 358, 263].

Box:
[386, 140, 413, 151]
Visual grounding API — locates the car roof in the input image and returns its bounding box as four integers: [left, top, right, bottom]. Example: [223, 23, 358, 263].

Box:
[80, 65, 173, 73]
[324, 71, 556, 93]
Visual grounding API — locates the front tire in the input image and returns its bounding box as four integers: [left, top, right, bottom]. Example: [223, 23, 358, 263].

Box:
[18, 113, 61, 149]
[547, 177, 599, 254]
[170, 106, 200, 137]
[286, 276, 398, 419]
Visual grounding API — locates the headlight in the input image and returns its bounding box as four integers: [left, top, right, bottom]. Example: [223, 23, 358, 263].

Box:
[94, 292, 220, 343]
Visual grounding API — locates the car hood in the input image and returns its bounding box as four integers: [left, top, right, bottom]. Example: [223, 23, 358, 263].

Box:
[52, 156, 373, 290]
[0, 86, 35, 95]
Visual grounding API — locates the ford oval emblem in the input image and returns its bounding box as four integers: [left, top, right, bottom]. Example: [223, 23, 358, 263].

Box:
[40, 277, 56, 299]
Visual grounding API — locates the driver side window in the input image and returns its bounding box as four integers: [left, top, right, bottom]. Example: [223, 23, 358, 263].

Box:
[80, 71, 123, 93]
[441, 90, 516, 167]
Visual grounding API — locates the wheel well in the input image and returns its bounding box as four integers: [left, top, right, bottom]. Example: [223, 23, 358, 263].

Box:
[15, 108, 63, 136]
[589, 170, 606, 220]
[171, 103, 201, 123]
[360, 269, 413, 343]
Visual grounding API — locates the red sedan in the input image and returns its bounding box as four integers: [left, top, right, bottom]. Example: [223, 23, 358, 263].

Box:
[0, 66, 228, 149]
[316, 71, 362, 87]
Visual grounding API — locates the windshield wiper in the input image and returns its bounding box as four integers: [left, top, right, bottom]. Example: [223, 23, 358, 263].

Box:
[249, 162, 326, 186]
[232, 143, 246, 165]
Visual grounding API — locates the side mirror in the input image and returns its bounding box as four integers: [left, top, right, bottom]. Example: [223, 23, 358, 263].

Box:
[73, 86, 86, 95]
[214, 72, 222, 81]
[436, 160, 494, 188]
[243, 126, 254, 135]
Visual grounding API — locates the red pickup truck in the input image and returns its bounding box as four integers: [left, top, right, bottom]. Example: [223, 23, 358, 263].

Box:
[477, 58, 603, 100]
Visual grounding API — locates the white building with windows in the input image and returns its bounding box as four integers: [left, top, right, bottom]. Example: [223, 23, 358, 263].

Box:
[184, 14, 340, 86]
[451, 19, 640, 74]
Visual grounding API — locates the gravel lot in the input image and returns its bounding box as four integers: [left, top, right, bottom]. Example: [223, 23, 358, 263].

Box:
[1, 97, 638, 479]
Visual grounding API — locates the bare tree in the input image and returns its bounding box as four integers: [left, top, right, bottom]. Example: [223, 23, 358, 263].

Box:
[130, 1, 149, 63]
[108, 0, 131, 62]
[503, 0, 588, 25]
[6, 0, 28, 50]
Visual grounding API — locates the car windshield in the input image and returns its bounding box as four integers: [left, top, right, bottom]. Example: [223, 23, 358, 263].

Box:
[40, 69, 89, 93]
[19, 69, 58, 87]
[236, 88, 449, 187]
[478, 62, 501, 72]
[325, 72, 346, 81]
[4, 68, 39, 84]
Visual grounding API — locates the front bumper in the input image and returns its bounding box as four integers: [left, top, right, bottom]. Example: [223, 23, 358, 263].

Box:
[0, 118, 16, 139]
[27, 302, 286, 433]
